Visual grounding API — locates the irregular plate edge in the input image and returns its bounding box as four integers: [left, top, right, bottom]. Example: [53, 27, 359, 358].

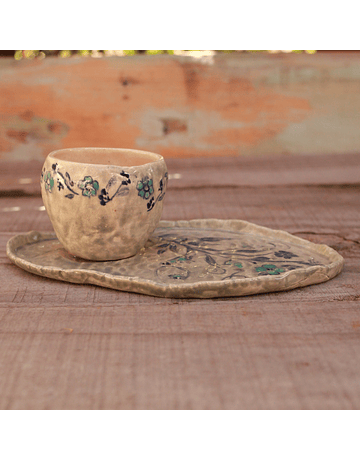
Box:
[6, 220, 345, 299]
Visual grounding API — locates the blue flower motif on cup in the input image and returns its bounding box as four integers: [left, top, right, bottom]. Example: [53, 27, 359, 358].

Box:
[137, 176, 154, 200]
[78, 176, 99, 197]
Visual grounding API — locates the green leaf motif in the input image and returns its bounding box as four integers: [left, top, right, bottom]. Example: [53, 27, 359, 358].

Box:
[256, 264, 285, 275]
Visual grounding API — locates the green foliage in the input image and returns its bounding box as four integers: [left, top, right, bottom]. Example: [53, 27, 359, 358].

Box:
[59, 50, 71, 58]
[78, 50, 90, 56]
[146, 50, 166, 55]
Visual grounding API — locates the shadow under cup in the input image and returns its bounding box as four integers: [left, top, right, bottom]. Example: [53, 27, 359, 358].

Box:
[40, 148, 168, 261]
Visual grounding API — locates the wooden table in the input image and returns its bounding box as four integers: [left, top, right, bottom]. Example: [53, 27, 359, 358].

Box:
[1, 153, 360, 409]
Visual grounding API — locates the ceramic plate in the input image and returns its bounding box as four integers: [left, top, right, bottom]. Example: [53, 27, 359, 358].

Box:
[6, 219, 344, 298]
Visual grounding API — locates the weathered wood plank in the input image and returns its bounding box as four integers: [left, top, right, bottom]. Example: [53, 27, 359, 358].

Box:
[1, 53, 360, 165]
[0, 212, 359, 409]
[0, 330, 359, 410]
[1, 152, 360, 195]
[1, 155, 360, 409]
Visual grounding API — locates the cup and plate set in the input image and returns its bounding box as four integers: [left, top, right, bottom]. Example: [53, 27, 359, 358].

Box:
[6, 148, 344, 298]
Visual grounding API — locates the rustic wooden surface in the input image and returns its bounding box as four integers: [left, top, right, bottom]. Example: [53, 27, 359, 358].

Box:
[1, 52, 360, 163]
[1, 153, 360, 409]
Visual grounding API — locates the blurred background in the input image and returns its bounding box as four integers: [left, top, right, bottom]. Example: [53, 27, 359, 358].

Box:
[0, 49, 359, 169]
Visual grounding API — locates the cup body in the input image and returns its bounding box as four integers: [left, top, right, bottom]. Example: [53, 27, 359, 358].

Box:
[40, 148, 168, 261]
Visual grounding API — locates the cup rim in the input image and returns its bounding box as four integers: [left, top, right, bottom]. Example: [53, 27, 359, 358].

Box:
[48, 147, 165, 168]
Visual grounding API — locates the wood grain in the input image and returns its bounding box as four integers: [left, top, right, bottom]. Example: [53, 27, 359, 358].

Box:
[1, 53, 360, 163]
[0, 153, 360, 409]
[2, 152, 360, 195]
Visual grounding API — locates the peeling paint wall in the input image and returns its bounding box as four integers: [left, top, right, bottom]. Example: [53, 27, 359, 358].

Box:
[0, 52, 359, 163]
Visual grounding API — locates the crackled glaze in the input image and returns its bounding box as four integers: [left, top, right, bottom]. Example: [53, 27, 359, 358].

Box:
[40, 148, 168, 261]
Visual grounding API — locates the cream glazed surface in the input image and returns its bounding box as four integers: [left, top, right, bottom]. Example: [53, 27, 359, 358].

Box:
[40, 148, 168, 261]
[6, 219, 344, 298]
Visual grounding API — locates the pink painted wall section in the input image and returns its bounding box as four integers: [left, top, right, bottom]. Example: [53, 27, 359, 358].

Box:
[0, 52, 359, 162]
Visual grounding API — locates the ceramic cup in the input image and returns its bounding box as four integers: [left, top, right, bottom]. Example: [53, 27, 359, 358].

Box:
[40, 148, 168, 261]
